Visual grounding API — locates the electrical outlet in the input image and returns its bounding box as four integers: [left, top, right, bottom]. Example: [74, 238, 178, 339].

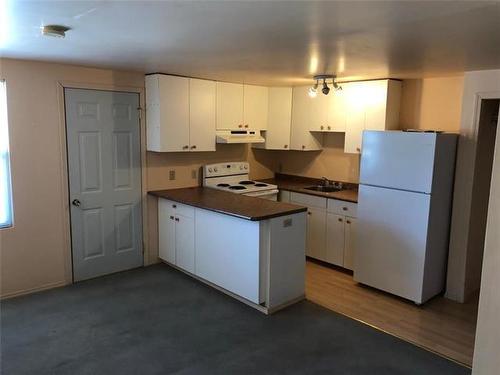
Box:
[169, 170, 175, 180]
[191, 169, 197, 179]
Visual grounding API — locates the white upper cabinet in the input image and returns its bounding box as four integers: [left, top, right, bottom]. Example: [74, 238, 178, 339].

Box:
[216, 82, 244, 130]
[243, 85, 268, 130]
[189, 78, 216, 152]
[327, 91, 347, 132]
[253, 87, 292, 150]
[146, 74, 216, 152]
[290, 86, 323, 151]
[146, 74, 190, 152]
[344, 79, 401, 154]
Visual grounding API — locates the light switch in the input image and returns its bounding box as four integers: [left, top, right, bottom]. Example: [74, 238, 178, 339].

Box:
[169, 170, 175, 180]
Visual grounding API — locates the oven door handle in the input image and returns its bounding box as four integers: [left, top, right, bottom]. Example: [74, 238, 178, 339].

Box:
[245, 189, 279, 197]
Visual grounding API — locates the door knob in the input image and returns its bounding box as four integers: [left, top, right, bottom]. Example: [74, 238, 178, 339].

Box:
[72, 199, 81, 207]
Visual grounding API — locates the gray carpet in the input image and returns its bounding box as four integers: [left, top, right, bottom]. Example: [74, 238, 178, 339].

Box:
[1, 264, 470, 375]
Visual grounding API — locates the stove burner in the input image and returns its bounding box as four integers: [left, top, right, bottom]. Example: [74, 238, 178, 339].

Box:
[229, 185, 247, 190]
[239, 181, 255, 185]
[217, 183, 230, 187]
[254, 183, 268, 187]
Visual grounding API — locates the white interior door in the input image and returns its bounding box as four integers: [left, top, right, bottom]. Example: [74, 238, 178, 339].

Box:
[66, 88, 143, 281]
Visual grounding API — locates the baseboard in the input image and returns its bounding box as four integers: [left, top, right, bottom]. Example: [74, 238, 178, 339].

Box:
[0, 280, 69, 300]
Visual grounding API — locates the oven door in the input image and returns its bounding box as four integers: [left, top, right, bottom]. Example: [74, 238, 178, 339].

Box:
[244, 189, 279, 201]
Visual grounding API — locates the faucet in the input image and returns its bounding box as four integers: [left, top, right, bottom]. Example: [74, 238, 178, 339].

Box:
[321, 177, 332, 187]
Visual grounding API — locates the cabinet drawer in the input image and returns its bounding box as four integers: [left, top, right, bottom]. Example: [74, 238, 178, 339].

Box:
[327, 199, 357, 217]
[162, 199, 195, 218]
[290, 192, 327, 209]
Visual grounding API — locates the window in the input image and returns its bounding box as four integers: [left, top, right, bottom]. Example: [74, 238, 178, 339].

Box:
[0, 79, 13, 228]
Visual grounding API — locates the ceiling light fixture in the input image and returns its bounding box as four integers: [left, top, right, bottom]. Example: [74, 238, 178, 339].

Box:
[41, 24, 71, 38]
[309, 74, 342, 97]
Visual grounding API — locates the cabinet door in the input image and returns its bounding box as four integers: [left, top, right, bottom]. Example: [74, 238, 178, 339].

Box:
[175, 213, 195, 273]
[344, 217, 357, 270]
[364, 80, 388, 131]
[326, 213, 345, 266]
[290, 86, 323, 150]
[306, 207, 327, 261]
[158, 75, 190, 151]
[158, 199, 176, 264]
[243, 85, 268, 130]
[344, 82, 366, 154]
[189, 78, 216, 152]
[216, 82, 244, 130]
[327, 91, 347, 132]
[254, 87, 292, 150]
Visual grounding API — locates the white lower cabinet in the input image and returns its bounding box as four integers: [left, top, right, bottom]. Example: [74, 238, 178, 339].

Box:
[326, 213, 345, 266]
[288, 191, 357, 270]
[158, 199, 195, 273]
[343, 217, 357, 270]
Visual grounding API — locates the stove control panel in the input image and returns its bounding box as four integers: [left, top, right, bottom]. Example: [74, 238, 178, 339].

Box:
[204, 162, 249, 178]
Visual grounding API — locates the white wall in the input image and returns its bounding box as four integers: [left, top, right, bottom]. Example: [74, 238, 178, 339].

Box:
[472, 99, 500, 374]
[446, 69, 500, 302]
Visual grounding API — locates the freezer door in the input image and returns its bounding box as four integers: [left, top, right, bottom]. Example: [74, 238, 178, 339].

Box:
[354, 184, 430, 303]
[360, 131, 436, 193]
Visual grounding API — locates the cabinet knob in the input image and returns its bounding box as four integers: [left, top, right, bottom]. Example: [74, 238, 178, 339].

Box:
[183, 145, 189, 150]
[175, 217, 179, 222]
[191, 145, 197, 149]
[342, 207, 348, 211]
[245, 124, 249, 128]
[328, 126, 331, 130]
[356, 147, 361, 152]
[307, 211, 312, 215]
[172, 204, 177, 208]
[284, 145, 288, 149]
[346, 220, 351, 224]
[169, 215, 174, 220]
[320, 126, 324, 130]
[338, 218, 343, 222]
[302, 145, 305, 149]
[238, 124, 243, 128]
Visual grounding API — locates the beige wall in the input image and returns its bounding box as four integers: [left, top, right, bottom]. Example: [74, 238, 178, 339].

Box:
[400, 76, 464, 132]
[472, 97, 500, 375]
[255, 133, 360, 183]
[0, 58, 146, 298]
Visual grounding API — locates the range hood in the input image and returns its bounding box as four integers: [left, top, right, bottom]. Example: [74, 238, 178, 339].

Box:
[216, 130, 265, 144]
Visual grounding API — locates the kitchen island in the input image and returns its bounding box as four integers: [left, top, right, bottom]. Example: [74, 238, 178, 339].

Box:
[149, 187, 307, 314]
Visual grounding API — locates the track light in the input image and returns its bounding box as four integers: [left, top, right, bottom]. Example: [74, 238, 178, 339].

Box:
[308, 81, 318, 98]
[308, 74, 342, 97]
[322, 79, 330, 95]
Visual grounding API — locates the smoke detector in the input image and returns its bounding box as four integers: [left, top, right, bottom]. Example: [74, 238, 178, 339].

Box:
[41, 25, 71, 38]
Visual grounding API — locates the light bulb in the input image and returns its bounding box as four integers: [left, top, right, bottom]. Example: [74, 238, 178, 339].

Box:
[308, 86, 317, 98]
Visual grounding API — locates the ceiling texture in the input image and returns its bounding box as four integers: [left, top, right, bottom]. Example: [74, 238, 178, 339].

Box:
[1, 1, 499, 85]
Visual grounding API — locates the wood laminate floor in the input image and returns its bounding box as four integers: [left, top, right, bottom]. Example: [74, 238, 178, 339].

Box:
[305, 260, 478, 367]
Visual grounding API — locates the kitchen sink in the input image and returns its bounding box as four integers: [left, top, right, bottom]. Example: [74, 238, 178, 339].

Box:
[305, 185, 345, 193]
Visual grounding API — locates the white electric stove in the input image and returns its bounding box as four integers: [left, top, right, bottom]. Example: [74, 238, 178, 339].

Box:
[203, 162, 279, 200]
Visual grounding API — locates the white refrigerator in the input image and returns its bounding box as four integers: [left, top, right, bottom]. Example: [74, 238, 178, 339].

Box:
[354, 131, 458, 304]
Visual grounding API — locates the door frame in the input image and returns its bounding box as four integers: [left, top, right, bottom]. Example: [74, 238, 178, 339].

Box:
[447, 80, 500, 302]
[56, 81, 150, 284]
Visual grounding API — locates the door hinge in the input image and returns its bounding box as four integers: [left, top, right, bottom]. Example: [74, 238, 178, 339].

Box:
[137, 107, 143, 119]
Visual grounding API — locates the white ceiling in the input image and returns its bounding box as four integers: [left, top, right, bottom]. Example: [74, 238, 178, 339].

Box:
[1, 1, 499, 85]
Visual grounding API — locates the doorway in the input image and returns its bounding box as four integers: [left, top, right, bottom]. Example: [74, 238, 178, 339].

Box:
[65, 88, 143, 281]
[464, 98, 499, 299]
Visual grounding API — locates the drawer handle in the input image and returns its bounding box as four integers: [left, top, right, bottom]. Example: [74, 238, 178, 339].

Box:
[342, 207, 348, 211]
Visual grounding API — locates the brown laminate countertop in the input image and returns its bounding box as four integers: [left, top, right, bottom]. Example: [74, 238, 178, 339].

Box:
[148, 187, 307, 221]
[259, 174, 359, 203]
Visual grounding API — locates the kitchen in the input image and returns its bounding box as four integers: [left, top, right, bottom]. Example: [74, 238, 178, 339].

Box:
[1, 2, 500, 375]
